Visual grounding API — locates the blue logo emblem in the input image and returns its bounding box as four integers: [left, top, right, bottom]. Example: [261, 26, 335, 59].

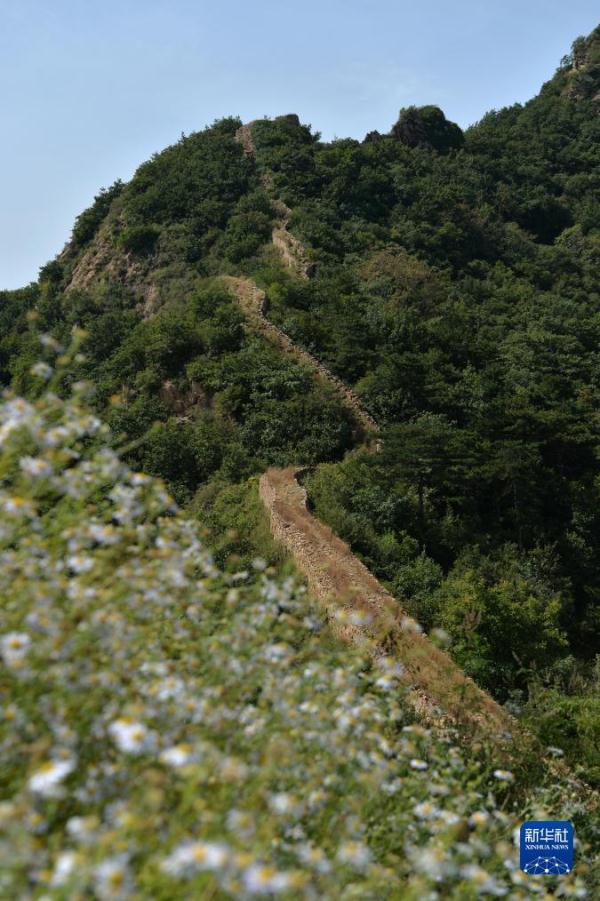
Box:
[520, 821, 574, 875]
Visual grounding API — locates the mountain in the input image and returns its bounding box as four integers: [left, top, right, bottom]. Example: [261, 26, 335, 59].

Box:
[1, 26, 600, 897]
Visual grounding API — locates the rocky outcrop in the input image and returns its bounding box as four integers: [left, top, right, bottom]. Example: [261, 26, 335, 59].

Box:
[392, 105, 465, 153]
[274, 113, 301, 127]
[63, 216, 159, 316]
[563, 27, 600, 103]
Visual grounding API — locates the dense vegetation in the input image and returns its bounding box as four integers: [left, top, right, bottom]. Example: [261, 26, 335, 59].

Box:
[1, 23, 600, 819]
[1, 372, 596, 897]
[8, 281, 353, 505]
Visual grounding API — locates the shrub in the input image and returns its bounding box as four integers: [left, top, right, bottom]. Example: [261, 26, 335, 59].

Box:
[71, 180, 124, 248]
[434, 547, 570, 696]
[117, 224, 160, 256]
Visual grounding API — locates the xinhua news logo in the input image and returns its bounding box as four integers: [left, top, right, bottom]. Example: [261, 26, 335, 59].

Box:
[520, 820, 574, 875]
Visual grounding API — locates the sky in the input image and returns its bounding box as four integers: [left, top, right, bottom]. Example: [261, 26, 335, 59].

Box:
[1, 1, 598, 289]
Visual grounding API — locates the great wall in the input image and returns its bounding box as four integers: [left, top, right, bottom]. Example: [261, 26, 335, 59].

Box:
[219, 123, 518, 742]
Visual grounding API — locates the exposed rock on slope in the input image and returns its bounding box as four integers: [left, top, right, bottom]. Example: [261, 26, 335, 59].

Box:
[564, 26, 600, 102]
[62, 214, 159, 314]
[392, 105, 465, 152]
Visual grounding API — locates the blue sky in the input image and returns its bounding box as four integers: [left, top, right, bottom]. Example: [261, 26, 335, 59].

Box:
[1, 0, 598, 289]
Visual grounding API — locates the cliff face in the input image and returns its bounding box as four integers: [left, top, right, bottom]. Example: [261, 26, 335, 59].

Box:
[42, 117, 259, 315]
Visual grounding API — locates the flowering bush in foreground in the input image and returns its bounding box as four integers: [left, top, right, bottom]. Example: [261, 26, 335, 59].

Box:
[0, 371, 597, 898]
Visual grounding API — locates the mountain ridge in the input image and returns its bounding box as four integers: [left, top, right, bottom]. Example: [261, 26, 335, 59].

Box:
[1, 23, 599, 792]
[1, 23, 600, 897]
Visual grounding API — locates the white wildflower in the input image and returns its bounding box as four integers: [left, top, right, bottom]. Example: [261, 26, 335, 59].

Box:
[336, 841, 371, 870]
[439, 810, 461, 826]
[66, 815, 98, 844]
[1, 631, 31, 667]
[400, 616, 423, 634]
[130, 472, 152, 486]
[31, 361, 53, 380]
[108, 719, 154, 754]
[226, 809, 255, 838]
[220, 756, 249, 780]
[242, 864, 298, 894]
[0, 397, 35, 444]
[50, 850, 81, 887]
[461, 864, 508, 896]
[28, 758, 76, 797]
[430, 627, 451, 646]
[469, 811, 491, 827]
[39, 334, 63, 352]
[67, 553, 94, 574]
[161, 841, 230, 876]
[411, 845, 455, 880]
[264, 643, 292, 662]
[42, 425, 70, 447]
[296, 844, 332, 874]
[347, 609, 374, 626]
[72, 380, 93, 397]
[19, 456, 53, 478]
[2, 495, 34, 516]
[230, 569, 249, 582]
[268, 792, 302, 816]
[381, 778, 403, 795]
[94, 854, 133, 899]
[414, 801, 440, 819]
[88, 523, 120, 545]
[375, 655, 405, 678]
[159, 744, 196, 768]
[307, 789, 328, 810]
[153, 675, 186, 701]
[493, 769, 514, 782]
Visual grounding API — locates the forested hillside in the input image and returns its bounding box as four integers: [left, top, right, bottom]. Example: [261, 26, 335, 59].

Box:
[1, 25, 600, 895]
